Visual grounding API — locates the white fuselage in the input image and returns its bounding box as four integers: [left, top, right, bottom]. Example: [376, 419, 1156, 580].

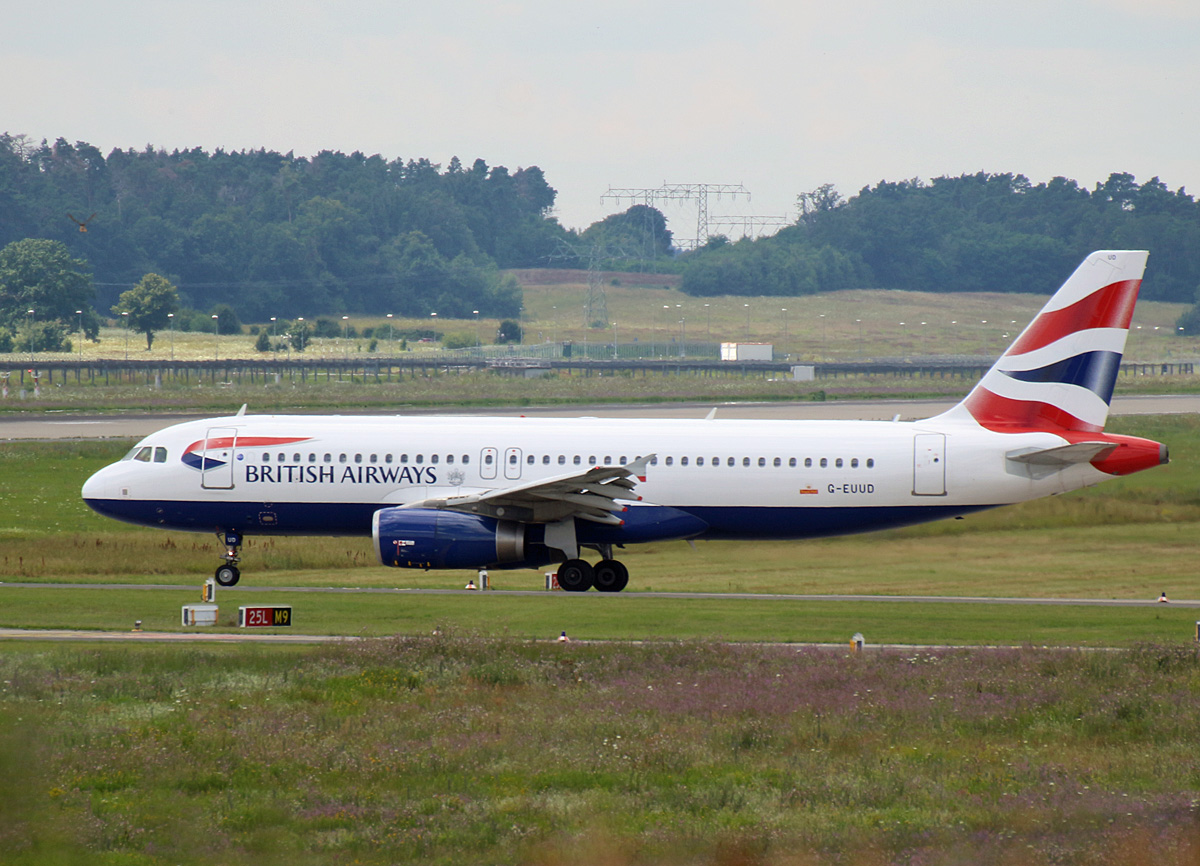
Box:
[82, 412, 1101, 541]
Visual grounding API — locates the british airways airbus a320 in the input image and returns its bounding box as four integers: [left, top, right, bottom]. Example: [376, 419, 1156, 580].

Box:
[82, 250, 1167, 592]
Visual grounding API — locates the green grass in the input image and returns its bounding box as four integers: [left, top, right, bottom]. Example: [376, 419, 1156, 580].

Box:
[3, 637, 1200, 864]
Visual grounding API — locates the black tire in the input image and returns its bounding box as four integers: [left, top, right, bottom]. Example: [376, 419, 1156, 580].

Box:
[215, 564, 241, 587]
[557, 559, 594, 592]
[593, 559, 629, 593]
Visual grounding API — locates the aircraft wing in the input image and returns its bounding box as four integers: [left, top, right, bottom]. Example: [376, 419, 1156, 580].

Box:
[398, 454, 654, 525]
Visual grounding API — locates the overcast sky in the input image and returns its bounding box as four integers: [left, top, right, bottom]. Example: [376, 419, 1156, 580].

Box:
[5, 0, 1199, 241]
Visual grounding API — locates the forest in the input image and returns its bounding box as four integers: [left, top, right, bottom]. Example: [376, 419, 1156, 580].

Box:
[681, 172, 1200, 304]
[2, 133, 1198, 332]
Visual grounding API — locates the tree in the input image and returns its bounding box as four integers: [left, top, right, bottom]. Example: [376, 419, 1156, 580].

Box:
[0, 238, 98, 337]
[496, 320, 522, 344]
[111, 273, 180, 350]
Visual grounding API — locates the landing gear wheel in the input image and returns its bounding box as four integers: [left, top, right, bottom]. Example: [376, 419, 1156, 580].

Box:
[557, 559, 594, 592]
[215, 564, 241, 587]
[593, 559, 629, 593]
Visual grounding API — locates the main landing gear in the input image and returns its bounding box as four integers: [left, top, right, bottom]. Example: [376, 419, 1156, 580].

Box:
[556, 547, 630, 593]
[214, 530, 242, 587]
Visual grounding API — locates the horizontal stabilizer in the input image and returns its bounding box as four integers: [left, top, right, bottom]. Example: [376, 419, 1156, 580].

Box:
[1006, 441, 1116, 466]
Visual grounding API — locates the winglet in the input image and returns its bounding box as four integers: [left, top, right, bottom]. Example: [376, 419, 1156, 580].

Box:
[236, 403, 248, 417]
[627, 453, 655, 482]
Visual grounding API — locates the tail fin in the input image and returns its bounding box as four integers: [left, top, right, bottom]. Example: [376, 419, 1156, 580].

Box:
[938, 250, 1148, 432]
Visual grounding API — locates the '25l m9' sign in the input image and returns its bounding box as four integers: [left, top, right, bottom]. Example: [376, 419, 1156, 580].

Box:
[238, 605, 293, 628]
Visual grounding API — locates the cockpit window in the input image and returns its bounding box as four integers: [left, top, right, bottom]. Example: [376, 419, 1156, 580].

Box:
[153, 447, 168, 463]
[133, 446, 153, 462]
[122, 445, 142, 461]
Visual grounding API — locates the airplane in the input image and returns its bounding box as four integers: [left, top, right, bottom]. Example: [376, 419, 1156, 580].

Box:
[82, 250, 1168, 592]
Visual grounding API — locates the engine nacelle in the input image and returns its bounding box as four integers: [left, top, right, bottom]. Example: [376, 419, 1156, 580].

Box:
[373, 507, 526, 570]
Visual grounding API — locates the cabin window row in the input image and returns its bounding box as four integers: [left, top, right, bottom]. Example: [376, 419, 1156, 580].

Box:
[260, 452, 472, 465]
[650, 456, 875, 469]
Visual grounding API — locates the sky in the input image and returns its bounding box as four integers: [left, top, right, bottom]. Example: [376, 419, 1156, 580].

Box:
[4, 0, 1200, 243]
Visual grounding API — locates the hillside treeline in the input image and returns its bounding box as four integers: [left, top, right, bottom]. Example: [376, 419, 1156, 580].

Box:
[0, 135, 576, 320]
[681, 173, 1200, 303]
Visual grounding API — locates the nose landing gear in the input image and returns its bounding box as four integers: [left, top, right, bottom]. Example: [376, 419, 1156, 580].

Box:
[214, 530, 242, 586]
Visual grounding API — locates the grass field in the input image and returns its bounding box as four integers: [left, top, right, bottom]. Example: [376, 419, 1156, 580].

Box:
[2, 271, 1194, 366]
[4, 637, 1200, 865]
[3, 405, 1200, 863]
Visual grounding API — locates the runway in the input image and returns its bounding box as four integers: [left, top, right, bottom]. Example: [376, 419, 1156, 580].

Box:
[3, 393, 1199, 440]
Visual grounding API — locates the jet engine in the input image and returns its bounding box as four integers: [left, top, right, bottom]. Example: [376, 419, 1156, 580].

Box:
[373, 507, 528, 569]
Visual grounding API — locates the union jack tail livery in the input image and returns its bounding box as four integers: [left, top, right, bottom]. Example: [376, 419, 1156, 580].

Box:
[941, 250, 1148, 433]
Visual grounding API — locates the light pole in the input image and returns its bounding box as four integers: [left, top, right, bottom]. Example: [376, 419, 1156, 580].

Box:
[270, 316, 277, 360]
[168, 313, 175, 361]
[781, 308, 788, 343]
[76, 310, 83, 361]
[473, 310, 480, 348]
[855, 319, 862, 358]
[342, 315, 350, 362]
[386, 313, 394, 357]
[663, 305, 670, 358]
[704, 303, 710, 341]
[679, 317, 686, 358]
[819, 313, 826, 358]
[612, 321, 618, 359]
[212, 314, 219, 362]
[743, 303, 750, 341]
[122, 311, 130, 360]
[26, 309, 34, 366]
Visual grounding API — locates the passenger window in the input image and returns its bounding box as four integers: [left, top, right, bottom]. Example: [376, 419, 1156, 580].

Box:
[339, 454, 347, 464]
[153, 447, 168, 463]
[758, 458, 766, 467]
[665, 456, 674, 466]
[385, 454, 393, 464]
[805, 458, 813, 468]
[680, 457, 688, 466]
[603, 456, 612, 465]
[820, 458, 828, 468]
[484, 454, 492, 465]
[262, 453, 271, 462]
[867, 458, 875, 468]
[431, 454, 439, 464]
[697, 457, 705, 466]
[447, 454, 455, 464]
[416, 454, 424, 464]
[462, 455, 470, 464]
[402, 454, 410, 464]
[308, 453, 316, 463]
[558, 455, 566, 465]
[324, 453, 332, 463]
[574, 456, 582, 465]
[509, 454, 517, 465]
[588, 456, 597, 465]
[789, 458, 796, 467]
[278, 453, 286, 462]
[370, 454, 378, 464]
[354, 454, 363, 464]
[293, 453, 301, 462]
[542, 455, 550, 465]
[619, 456, 627, 464]
[742, 457, 750, 467]
[835, 458, 843, 468]
[727, 457, 735, 467]
[773, 457, 781, 467]
[851, 458, 859, 468]
[650, 456, 658, 466]
[527, 454, 535, 464]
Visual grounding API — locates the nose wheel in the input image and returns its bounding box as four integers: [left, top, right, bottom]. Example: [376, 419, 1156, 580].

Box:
[215, 530, 242, 586]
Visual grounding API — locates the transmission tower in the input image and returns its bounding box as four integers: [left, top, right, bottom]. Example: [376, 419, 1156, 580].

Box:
[602, 182, 751, 250]
[705, 214, 793, 241]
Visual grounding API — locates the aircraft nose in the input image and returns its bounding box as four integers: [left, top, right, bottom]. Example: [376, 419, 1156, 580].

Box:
[82, 466, 111, 501]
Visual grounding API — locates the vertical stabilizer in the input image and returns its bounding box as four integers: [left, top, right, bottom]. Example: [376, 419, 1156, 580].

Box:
[937, 250, 1148, 432]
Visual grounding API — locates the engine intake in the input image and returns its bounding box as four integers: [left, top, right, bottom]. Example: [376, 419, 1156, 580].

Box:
[373, 507, 526, 569]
